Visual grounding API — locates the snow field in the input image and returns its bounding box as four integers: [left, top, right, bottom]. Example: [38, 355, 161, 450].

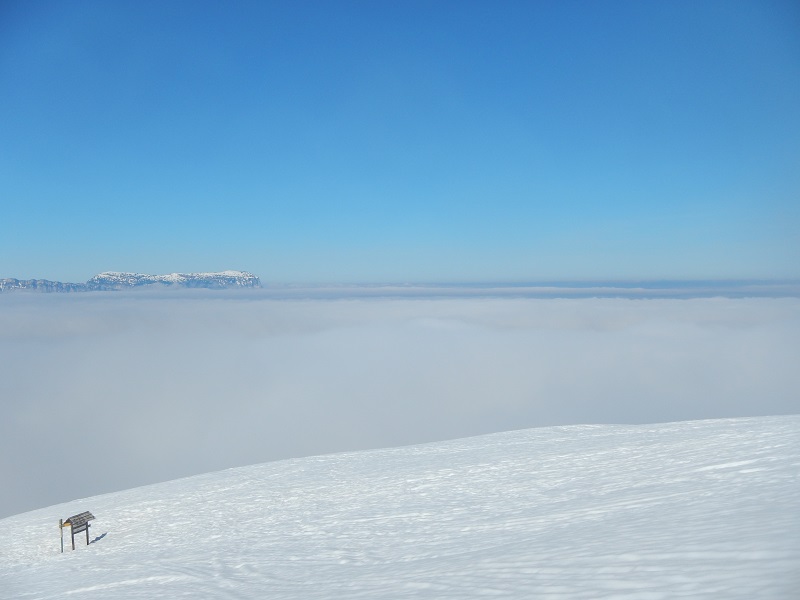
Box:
[1, 415, 798, 599]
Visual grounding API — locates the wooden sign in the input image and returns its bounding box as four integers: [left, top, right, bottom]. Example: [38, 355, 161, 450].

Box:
[61, 511, 95, 551]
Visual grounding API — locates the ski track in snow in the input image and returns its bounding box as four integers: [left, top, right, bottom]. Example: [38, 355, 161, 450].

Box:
[2, 416, 798, 599]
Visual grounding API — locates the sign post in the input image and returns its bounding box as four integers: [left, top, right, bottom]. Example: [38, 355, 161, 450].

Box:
[61, 512, 95, 551]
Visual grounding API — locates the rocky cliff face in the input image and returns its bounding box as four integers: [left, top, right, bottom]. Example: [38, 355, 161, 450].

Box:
[0, 271, 261, 292]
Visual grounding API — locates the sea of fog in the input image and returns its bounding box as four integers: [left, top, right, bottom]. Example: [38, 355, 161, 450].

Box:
[1, 288, 799, 519]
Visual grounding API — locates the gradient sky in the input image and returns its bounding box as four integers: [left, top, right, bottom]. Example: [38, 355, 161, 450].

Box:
[2, 0, 799, 283]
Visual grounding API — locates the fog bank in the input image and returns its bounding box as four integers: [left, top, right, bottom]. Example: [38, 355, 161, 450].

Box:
[1, 293, 798, 518]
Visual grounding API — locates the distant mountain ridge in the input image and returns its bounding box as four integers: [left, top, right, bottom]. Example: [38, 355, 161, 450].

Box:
[0, 271, 261, 292]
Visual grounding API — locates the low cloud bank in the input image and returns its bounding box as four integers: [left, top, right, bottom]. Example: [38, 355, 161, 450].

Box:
[1, 293, 798, 518]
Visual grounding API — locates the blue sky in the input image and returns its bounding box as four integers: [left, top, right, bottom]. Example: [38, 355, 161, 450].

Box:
[1, 0, 798, 283]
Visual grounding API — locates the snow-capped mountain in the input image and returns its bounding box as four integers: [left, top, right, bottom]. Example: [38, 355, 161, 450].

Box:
[1, 415, 797, 599]
[0, 271, 261, 292]
[85, 270, 261, 290]
[0, 278, 87, 293]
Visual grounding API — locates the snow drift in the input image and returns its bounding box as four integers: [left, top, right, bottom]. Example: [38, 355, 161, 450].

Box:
[2, 415, 798, 599]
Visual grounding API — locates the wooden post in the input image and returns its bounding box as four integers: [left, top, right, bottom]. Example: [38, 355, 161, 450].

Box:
[86, 523, 90, 545]
[60, 519, 64, 554]
[71, 525, 76, 551]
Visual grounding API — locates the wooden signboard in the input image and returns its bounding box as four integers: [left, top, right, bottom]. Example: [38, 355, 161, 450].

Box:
[61, 511, 95, 552]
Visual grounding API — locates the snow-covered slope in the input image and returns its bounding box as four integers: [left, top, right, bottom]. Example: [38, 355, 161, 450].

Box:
[2, 415, 798, 599]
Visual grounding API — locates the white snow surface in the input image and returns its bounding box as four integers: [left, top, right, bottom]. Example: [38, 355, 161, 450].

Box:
[2, 415, 798, 599]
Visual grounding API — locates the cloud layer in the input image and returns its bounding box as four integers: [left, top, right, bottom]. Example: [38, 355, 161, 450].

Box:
[1, 292, 799, 518]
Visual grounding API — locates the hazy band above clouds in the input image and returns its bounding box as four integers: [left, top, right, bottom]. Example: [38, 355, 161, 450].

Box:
[1, 292, 798, 519]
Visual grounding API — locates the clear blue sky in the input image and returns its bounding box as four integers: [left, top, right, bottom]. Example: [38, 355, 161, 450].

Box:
[1, 0, 798, 283]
